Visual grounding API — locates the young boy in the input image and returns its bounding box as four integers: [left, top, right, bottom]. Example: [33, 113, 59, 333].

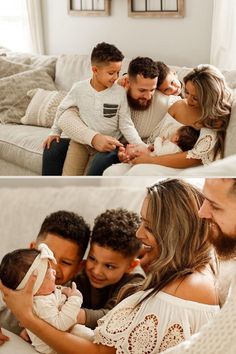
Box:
[32, 210, 90, 286]
[156, 61, 182, 96]
[74, 208, 145, 329]
[43, 42, 144, 175]
[0, 210, 90, 337]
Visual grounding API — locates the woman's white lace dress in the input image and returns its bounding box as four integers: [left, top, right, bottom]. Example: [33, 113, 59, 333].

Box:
[94, 289, 219, 353]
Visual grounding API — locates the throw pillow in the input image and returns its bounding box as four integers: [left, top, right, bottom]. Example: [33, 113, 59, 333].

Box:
[21, 88, 67, 128]
[0, 57, 31, 78]
[0, 68, 56, 124]
[5, 52, 57, 79]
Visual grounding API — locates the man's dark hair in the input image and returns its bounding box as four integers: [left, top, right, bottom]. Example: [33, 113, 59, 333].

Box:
[91, 42, 124, 65]
[91, 208, 141, 258]
[37, 211, 90, 257]
[128, 57, 159, 80]
[156, 61, 171, 88]
[176, 126, 200, 151]
[0, 249, 40, 290]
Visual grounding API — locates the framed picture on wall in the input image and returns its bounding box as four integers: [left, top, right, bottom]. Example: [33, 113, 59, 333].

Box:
[68, 0, 111, 16]
[128, 0, 184, 18]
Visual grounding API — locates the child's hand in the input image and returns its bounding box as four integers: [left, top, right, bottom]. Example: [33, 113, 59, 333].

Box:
[62, 282, 83, 299]
[0, 328, 9, 345]
[91, 134, 123, 152]
[43, 135, 60, 149]
[117, 74, 128, 89]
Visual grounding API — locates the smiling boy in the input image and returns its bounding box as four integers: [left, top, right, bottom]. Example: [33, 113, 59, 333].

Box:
[43, 42, 143, 175]
[75, 208, 145, 329]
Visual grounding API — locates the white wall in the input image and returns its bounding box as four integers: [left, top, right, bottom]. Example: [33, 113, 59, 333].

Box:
[42, 0, 213, 67]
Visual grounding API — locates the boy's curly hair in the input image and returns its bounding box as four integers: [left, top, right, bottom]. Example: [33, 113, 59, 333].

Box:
[91, 208, 141, 258]
[37, 210, 90, 257]
[128, 57, 159, 80]
[91, 42, 124, 65]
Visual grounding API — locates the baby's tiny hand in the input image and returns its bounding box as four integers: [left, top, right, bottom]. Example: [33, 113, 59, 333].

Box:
[148, 144, 154, 152]
[62, 282, 83, 299]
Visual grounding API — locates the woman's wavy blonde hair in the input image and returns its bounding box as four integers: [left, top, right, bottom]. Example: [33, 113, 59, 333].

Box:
[183, 65, 232, 159]
[118, 179, 216, 305]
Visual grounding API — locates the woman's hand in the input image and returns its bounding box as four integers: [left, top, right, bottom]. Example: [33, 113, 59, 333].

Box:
[0, 273, 36, 328]
[131, 152, 156, 165]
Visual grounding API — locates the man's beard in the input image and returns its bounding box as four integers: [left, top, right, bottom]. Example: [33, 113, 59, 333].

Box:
[127, 89, 153, 111]
[208, 221, 236, 259]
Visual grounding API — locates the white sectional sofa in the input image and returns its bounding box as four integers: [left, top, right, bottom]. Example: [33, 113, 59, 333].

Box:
[0, 48, 236, 176]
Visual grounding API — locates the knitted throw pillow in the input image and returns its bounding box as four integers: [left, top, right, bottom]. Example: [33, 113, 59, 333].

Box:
[21, 88, 67, 128]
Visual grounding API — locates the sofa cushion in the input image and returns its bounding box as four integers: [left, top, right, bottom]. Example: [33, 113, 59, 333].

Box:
[21, 88, 67, 128]
[0, 68, 56, 124]
[0, 57, 31, 78]
[0, 124, 50, 175]
[55, 54, 92, 90]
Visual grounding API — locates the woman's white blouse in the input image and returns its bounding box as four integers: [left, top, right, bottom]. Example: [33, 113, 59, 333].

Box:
[94, 289, 219, 353]
[148, 113, 218, 165]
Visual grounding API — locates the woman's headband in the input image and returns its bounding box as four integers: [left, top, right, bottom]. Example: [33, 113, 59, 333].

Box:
[16, 243, 56, 295]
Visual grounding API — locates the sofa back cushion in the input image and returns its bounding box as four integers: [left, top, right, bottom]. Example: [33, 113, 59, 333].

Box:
[0, 68, 56, 124]
[0, 185, 146, 261]
[55, 54, 92, 90]
[225, 95, 236, 157]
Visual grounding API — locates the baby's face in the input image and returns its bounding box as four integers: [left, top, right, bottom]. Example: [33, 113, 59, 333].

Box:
[158, 72, 182, 96]
[170, 132, 179, 144]
[36, 265, 56, 296]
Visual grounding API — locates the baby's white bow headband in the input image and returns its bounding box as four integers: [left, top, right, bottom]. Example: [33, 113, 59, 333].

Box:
[17, 243, 56, 295]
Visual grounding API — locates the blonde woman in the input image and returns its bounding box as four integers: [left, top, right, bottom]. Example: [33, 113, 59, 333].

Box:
[0, 179, 220, 354]
[104, 65, 232, 175]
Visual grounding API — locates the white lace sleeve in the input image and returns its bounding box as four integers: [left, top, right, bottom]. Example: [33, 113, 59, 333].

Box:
[187, 128, 218, 165]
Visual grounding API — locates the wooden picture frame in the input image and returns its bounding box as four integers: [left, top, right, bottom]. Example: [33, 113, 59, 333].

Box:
[128, 0, 184, 18]
[68, 0, 111, 17]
